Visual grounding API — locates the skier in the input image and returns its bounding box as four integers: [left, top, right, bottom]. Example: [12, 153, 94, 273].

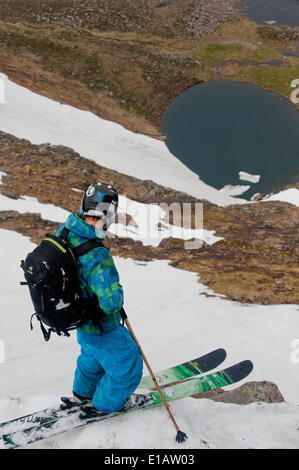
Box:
[56, 183, 143, 414]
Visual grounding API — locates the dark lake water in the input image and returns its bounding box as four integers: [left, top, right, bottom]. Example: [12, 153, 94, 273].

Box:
[238, 0, 299, 26]
[160, 80, 299, 200]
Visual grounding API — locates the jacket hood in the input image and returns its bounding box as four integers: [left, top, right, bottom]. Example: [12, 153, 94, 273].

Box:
[65, 213, 104, 240]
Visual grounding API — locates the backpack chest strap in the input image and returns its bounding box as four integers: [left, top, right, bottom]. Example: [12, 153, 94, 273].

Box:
[72, 239, 104, 258]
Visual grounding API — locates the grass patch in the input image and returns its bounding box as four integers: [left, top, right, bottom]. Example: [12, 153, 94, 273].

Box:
[199, 42, 244, 64]
[226, 61, 299, 104]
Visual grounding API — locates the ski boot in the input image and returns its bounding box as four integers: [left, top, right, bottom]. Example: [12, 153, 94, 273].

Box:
[60, 393, 93, 411]
[123, 392, 153, 410]
[79, 393, 153, 420]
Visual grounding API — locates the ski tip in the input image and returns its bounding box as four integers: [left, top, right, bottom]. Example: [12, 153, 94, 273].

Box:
[216, 348, 227, 360]
[190, 348, 227, 373]
[207, 347, 227, 358]
[224, 359, 254, 383]
[241, 359, 254, 374]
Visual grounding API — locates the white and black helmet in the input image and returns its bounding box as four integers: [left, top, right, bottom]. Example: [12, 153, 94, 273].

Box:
[80, 183, 118, 230]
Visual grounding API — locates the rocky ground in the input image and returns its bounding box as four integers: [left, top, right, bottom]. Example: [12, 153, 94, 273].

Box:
[0, 0, 239, 38]
[257, 23, 299, 43]
[0, 131, 298, 306]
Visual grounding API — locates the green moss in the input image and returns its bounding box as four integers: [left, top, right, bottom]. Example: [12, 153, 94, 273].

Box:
[251, 47, 281, 61]
[226, 62, 299, 102]
[198, 43, 244, 64]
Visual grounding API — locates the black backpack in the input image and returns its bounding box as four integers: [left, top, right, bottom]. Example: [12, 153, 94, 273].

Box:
[21, 227, 104, 341]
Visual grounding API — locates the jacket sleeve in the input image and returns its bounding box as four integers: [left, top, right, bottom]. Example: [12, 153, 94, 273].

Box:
[84, 250, 124, 315]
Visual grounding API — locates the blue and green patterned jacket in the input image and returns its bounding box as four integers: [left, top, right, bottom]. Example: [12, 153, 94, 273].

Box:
[56, 213, 123, 334]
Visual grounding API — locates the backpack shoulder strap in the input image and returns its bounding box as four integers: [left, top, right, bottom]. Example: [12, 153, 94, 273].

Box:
[72, 239, 105, 258]
[60, 226, 70, 241]
[59, 226, 107, 258]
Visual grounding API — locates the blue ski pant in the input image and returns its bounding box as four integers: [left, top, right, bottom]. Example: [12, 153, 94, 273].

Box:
[73, 326, 143, 413]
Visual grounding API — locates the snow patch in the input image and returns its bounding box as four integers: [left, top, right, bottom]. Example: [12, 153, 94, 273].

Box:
[71, 188, 84, 193]
[113, 195, 223, 246]
[0, 171, 7, 184]
[219, 184, 251, 196]
[262, 188, 299, 207]
[0, 193, 70, 223]
[239, 171, 261, 184]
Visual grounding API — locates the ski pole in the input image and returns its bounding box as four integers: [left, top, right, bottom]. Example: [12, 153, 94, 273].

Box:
[120, 308, 188, 443]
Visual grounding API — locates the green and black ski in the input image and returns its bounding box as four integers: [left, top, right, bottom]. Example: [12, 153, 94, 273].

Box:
[0, 348, 226, 437]
[1, 359, 253, 449]
[139, 347, 226, 389]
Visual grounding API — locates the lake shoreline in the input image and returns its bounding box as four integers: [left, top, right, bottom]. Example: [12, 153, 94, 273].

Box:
[161, 79, 299, 200]
[238, 0, 299, 27]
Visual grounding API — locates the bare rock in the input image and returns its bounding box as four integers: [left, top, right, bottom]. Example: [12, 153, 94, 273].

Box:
[257, 24, 299, 42]
[192, 381, 285, 405]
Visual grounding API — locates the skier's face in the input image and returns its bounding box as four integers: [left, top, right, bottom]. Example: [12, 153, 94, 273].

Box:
[84, 216, 104, 229]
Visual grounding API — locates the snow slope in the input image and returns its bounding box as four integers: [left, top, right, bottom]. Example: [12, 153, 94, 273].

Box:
[0, 73, 247, 207]
[0, 229, 298, 449]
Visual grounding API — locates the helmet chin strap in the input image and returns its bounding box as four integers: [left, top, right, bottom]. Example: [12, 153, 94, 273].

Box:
[102, 212, 115, 231]
[94, 216, 110, 238]
[95, 227, 108, 239]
